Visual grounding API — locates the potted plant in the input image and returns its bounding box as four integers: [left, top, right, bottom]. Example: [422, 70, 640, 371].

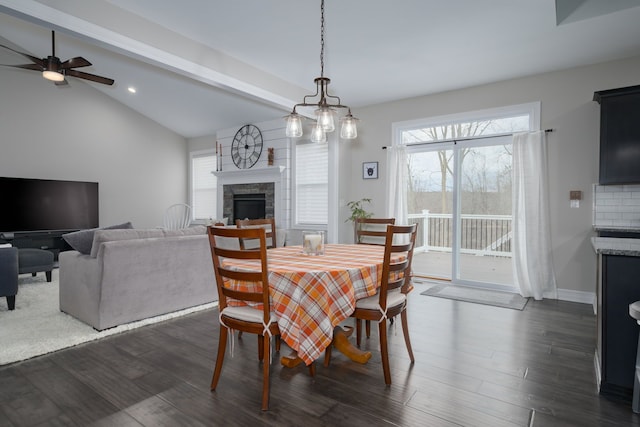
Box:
[346, 198, 373, 243]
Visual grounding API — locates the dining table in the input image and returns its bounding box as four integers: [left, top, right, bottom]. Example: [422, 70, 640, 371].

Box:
[221, 243, 388, 366]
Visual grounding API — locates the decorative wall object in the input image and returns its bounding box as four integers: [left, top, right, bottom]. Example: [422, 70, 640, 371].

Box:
[363, 162, 378, 179]
[268, 147, 274, 166]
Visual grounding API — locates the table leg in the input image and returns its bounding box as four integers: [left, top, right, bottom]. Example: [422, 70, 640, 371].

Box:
[280, 325, 371, 367]
[332, 326, 372, 364]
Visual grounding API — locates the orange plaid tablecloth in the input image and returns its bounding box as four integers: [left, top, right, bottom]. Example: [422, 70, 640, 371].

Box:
[221, 244, 386, 365]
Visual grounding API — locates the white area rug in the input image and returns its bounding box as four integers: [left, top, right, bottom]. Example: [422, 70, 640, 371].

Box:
[0, 270, 218, 366]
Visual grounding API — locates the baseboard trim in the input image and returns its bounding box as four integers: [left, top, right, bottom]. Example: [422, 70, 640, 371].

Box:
[556, 288, 595, 306]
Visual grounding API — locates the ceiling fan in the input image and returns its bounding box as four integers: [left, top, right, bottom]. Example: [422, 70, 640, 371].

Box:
[0, 30, 114, 86]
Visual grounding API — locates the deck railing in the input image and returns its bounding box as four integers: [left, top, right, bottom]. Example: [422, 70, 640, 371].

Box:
[407, 211, 512, 257]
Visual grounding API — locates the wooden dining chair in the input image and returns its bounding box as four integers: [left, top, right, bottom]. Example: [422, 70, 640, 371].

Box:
[235, 218, 277, 249]
[329, 223, 418, 386]
[355, 217, 395, 245]
[355, 217, 395, 342]
[207, 226, 281, 410]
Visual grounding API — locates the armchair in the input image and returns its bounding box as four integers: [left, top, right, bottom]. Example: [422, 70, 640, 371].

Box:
[0, 247, 19, 310]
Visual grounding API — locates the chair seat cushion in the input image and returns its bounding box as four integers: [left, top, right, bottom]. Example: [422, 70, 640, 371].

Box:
[356, 291, 406, 310]
[221, 305, 277, 324]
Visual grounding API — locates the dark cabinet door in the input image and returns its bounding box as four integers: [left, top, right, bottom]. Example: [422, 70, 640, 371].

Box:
[595, 85, 640, 185]
[601, 254, 640, 400]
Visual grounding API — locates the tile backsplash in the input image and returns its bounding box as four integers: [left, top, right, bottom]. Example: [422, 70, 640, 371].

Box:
[593, 184, 640, 228]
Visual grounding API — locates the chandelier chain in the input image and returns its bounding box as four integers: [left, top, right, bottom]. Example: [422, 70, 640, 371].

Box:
[320, 0, 325, 78]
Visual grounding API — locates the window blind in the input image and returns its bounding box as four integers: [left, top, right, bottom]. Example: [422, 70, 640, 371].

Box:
[192, 154, 216, 220]
[295, 141, 328, 224]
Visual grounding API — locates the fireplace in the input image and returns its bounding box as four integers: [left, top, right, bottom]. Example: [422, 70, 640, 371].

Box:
[214, 166, 288, 228]
[233, 193, 266, 222]
[223, 182, 275, 223]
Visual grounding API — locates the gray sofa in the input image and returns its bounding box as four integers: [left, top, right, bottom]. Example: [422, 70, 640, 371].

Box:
[59, 226, 218, 330]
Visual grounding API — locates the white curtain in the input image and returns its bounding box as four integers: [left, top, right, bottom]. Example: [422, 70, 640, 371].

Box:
[512, 131, 557, 300]
[386, 143, 408, 225]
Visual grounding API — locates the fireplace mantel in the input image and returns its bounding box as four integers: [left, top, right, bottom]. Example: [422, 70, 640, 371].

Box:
[213, 166, 285, 185]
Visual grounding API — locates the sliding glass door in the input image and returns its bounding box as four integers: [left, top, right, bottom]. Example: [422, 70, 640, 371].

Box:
[398, 103, 538, 290]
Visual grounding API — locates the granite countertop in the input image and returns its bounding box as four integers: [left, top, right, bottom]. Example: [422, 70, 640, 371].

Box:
[593, 225, 640, 233]
[591, 237, 640, 256]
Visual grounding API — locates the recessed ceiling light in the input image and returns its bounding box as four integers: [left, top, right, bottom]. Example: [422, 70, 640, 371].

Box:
[127, 87, 137, 94]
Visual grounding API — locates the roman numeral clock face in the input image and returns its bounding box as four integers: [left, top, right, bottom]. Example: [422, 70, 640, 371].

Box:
[231, 124, 263, 169]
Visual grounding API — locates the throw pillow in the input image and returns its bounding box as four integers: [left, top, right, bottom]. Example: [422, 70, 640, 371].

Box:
[63, 222, 133, 254]
[0, 243, 12, 248]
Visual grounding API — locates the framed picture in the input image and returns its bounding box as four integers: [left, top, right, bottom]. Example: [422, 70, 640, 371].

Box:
[363, 162, 378, 179]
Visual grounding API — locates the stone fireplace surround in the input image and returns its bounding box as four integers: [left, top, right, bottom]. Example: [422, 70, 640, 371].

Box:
[224, 183, 274, 221]
[213, 166, 287, 227]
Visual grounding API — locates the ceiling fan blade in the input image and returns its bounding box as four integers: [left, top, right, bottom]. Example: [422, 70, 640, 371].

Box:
[1, 63, 42, 71]
[55, 78, 69, 87]
[65, 69, 114, 85]
[60, 56, 92, 69]
[0, 44, 45, 67]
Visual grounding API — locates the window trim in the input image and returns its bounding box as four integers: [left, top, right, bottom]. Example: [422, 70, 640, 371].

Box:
[392, 102, 541, 146]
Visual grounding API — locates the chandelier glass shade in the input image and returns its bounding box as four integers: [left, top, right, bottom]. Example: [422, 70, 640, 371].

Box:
[284, 0, 357, 141]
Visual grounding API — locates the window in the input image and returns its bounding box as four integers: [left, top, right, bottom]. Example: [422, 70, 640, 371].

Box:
[294, 140, 328, 225]
[190, 151, 216, 221]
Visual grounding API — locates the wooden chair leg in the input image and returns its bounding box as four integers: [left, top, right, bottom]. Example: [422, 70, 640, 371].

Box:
[261, 334, 271, 411]
[378, 319, 391, 386]
[258, 335, 264, 361]
[366, 320, 371, 339]
[400, 309, 415, 363]
[356, 319, 362, 347]
[211, 327, 228, 390]
[324, 344, 332, 367]
[308, 361, 316, 377]
[275, 335, 281, 353]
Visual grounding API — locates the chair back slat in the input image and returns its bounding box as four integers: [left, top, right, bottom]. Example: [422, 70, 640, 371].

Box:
[163, 203, 191, 230]
[378, 223, 418, 308]
[208, 226, 271, 319]
[356, 217, 395, 245]
[236, 218, 277, 249]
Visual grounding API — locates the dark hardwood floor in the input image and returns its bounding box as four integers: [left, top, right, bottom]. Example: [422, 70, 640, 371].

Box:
[1, 281, 639, 426]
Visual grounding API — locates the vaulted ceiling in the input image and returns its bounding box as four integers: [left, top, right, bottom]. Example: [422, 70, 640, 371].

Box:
[1, 0, 640, 138]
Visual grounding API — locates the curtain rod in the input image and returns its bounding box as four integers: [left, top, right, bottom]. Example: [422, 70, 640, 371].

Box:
[382, 128, 554, 149]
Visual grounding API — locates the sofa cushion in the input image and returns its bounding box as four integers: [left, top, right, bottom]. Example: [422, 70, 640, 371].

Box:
[90, 228, 165, 258]
[163, 225, 207, 237]
[63, 222, 133, 255]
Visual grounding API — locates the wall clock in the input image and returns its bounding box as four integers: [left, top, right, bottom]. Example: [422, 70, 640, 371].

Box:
[231, 124, 263, 169]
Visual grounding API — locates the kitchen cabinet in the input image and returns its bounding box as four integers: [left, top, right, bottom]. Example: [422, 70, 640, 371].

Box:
[597, 252, 640, 400]
[594, 85, 640, 185]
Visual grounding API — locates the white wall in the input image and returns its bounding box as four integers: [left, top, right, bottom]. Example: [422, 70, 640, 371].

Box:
[348, 55, 640, 299]
[0, 67, 188, 229]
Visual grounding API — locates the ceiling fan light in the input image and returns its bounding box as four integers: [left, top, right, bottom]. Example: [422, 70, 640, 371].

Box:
[315, 107, 335, 132]
[310, 122, 326, 143]
[285, 112, 303, 138]
[42, 70, 64, 82]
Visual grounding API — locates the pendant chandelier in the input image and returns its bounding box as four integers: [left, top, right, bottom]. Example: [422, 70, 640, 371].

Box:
[284, 0, 358, 142]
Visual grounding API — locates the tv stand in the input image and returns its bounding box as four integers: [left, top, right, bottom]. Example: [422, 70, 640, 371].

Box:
[0, 230, 76, 261]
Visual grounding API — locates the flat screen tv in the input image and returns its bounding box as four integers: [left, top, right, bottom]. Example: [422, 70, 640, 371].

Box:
[0, 177, 99, 233]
